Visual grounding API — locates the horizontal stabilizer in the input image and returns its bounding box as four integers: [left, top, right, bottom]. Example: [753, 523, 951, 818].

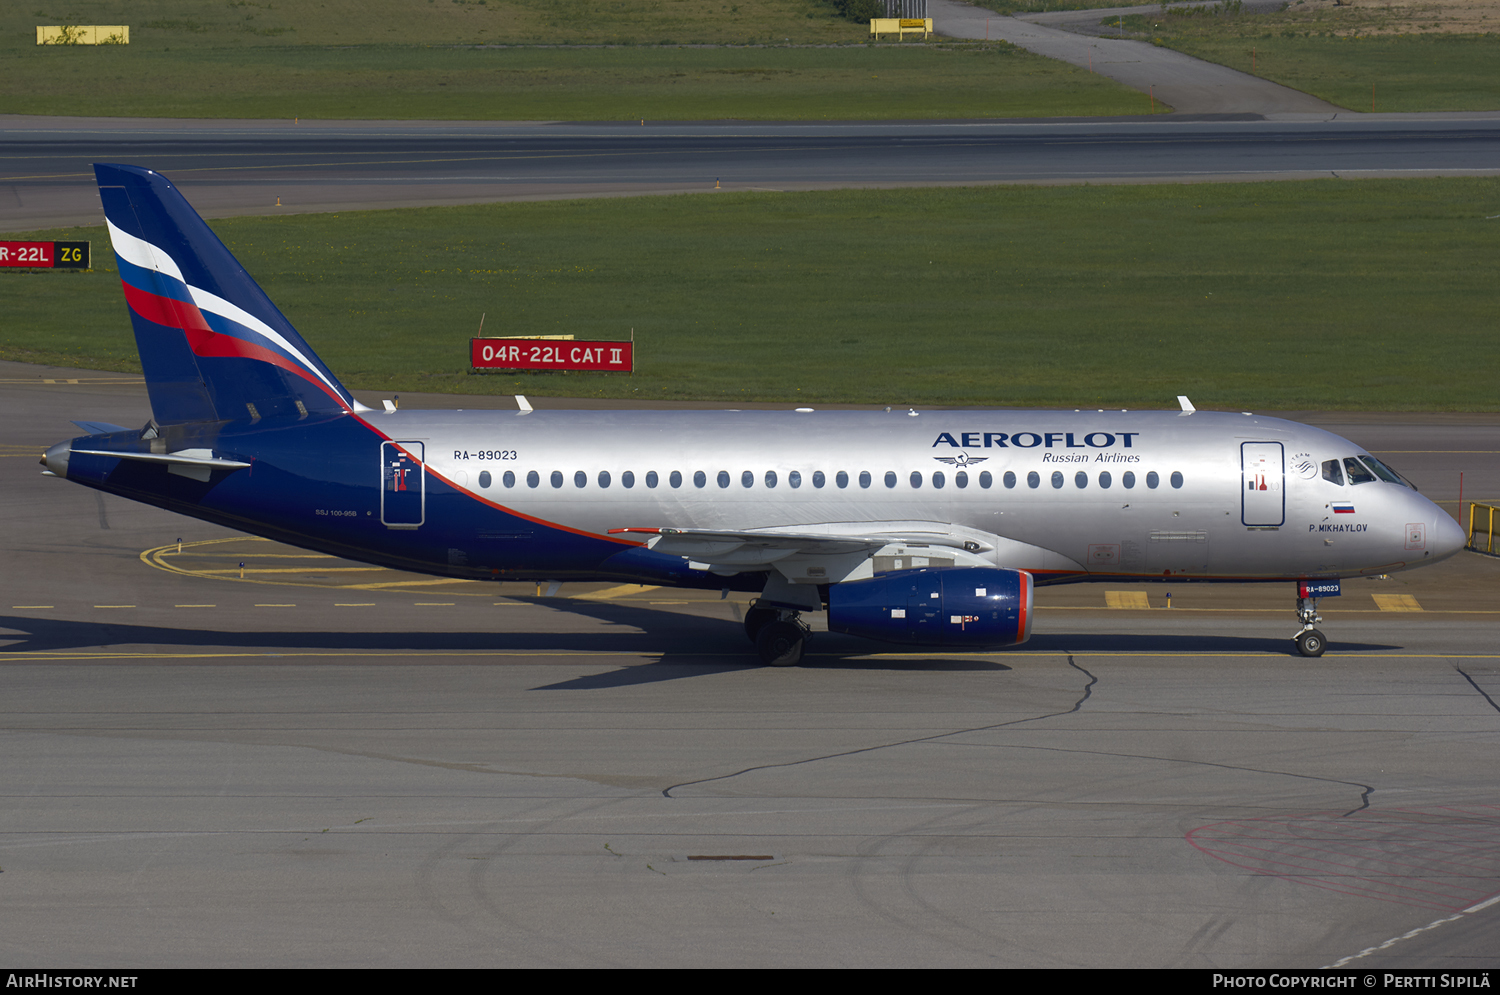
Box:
[71, 420, 132, 435]
[71, 448, 251, 469]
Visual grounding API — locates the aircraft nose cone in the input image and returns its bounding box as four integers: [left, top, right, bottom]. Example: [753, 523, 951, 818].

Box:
[41, 440, 71, 477]
[1432, 512, 1467, 561]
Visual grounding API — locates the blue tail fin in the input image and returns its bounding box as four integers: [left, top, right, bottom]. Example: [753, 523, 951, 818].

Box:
[95, 163, 358, 424]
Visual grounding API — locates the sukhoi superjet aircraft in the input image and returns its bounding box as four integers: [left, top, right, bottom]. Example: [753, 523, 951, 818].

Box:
[40, 165, 1467, 664]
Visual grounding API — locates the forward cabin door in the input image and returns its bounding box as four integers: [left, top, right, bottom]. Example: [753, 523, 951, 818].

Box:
[381, 441, 425, 529]
[1241, 441, 1285, 527]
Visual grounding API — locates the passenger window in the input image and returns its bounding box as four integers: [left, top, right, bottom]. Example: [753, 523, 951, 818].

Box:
[597, 470, 610, 488]
[692, 471, 706, 488]
[527, 470, 540, 488]
[932, 471, 944, 489]
[1027, 471, 1040, 489]
[622, 471, 635, 489]
[668, 471, 681, 488]
[1123, 471, 1135, 489]
[979, 471, 992, 489]
[1002, 471, 1015, 489]
[646, 471, 660, 489]
[909, 471, 922, 488]
[1146, 471, 1159, 489]
[1051, 471, 1064, 489]
[836, 471, 849, 488]
[812, 470, 825, 488]
[1099, 471, 1111, 489]
[741, 470, 753, 488]
[789, 471, 800, 488]
[717, 471, 730, 488]
[478, 470, 491, 488]
[956, 471, 968, 489]
[551, 471, 564, 489]
[574, 470, 587, 488]
[884, 471, 897, 488]
[1170, 471, 1183, 489]
[765, 470, 778, 488]
[1321, 459, 1344, 486]
[1344, 457, 1377, 485]
[1075, 471, 1087, 489]
[858, 471, 871, 489]
[503, 470, 515, 488]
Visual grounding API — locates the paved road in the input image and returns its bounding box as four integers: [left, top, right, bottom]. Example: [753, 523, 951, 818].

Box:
[2, 361, 1498, 967]
[931, 0, 1347, 114]
[5, 113, 1499, 229]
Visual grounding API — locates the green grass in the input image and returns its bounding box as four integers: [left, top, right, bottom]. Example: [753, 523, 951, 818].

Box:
[5, 178, 1498, 410]
[1161, 33, 1500, 113]
[1110, 5, 1500, 112]
[8, 0, 869, 49]
[0, 43, 1149, 120]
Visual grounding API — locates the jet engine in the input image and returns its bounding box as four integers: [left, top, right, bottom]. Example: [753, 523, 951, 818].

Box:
[827, 567, 1033, 648]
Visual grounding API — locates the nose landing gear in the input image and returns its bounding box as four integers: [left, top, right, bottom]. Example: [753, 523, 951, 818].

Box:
[1293, 596, 1327, 657]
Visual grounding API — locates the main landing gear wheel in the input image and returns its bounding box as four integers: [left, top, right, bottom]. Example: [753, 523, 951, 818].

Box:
[1296, 628, 1327, 658]
[743, 603, 778, 643]
[756, 619, 808, 667]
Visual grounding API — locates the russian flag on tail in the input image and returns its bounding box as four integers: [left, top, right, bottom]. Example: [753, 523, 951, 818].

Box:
[95, 164, 360, 425]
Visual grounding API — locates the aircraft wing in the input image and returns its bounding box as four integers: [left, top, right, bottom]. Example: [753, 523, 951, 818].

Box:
[608, 526, 891, 565]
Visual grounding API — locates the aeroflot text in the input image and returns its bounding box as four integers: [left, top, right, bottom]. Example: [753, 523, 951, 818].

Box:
[1211, 978, 1490, 989]
[934, 432, 1139, 449]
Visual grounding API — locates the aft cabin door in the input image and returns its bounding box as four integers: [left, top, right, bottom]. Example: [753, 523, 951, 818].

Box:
[1241, 441, 1284, 527]
[381, 441, 425, 529]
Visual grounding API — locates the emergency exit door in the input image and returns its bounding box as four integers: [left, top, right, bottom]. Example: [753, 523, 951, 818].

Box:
[381, 441, 425, 528]
[1241, 441, 1284, 527]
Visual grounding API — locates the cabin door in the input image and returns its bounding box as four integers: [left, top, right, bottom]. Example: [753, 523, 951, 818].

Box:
[381, 441, 425, 529]
[1241, 441, 1285, 527]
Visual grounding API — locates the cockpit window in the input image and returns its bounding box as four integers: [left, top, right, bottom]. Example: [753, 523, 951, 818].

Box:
[1360, 455, 1411, 488]
[1344, 457, 1377, 485]
[1321, 459, 1344, 486]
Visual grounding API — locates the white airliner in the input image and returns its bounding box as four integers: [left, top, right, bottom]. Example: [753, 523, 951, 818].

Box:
[40, 165, 1467, 664]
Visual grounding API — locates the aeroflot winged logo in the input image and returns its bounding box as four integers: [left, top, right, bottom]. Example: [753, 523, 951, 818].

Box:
[933, 454, 988, 467]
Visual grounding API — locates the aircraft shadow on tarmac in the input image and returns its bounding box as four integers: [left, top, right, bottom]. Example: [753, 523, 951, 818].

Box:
[0, 597, 1401, 688]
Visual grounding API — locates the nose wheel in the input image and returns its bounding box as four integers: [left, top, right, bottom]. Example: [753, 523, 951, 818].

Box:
[1292, 596, 1327, 657]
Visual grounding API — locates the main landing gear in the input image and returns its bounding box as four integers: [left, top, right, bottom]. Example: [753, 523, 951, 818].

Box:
[1293, 596, 1327, 658]
[744, 599, 809, 667]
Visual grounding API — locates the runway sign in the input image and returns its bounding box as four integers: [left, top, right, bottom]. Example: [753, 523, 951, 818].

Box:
[0, 241, 90, 269]
[472, 338, 633, 372]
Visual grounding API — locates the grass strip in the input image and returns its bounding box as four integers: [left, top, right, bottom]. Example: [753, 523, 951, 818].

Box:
[1111, 5, 1500, 112]
[0, 43, 1147, 121]
[4, 178, 1497, 410]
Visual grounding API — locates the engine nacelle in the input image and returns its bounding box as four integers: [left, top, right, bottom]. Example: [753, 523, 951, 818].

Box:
[827, 567, 1033, 648]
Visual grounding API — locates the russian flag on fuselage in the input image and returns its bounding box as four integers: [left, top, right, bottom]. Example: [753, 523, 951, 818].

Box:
[96, 163, 355, 425]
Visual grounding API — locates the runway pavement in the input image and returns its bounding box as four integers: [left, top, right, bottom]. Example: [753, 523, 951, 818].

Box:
[2, 361, 1497, 967]
[5, 111, 1500, 230]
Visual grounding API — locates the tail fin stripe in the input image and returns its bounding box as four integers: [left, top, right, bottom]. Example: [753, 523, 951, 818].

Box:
[180, 326, 347, 405]
[187, 286, 349, 403]
[107, 219, 185, 284]
[109, 223, 352, 410]
[121, 281, 215, 335]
